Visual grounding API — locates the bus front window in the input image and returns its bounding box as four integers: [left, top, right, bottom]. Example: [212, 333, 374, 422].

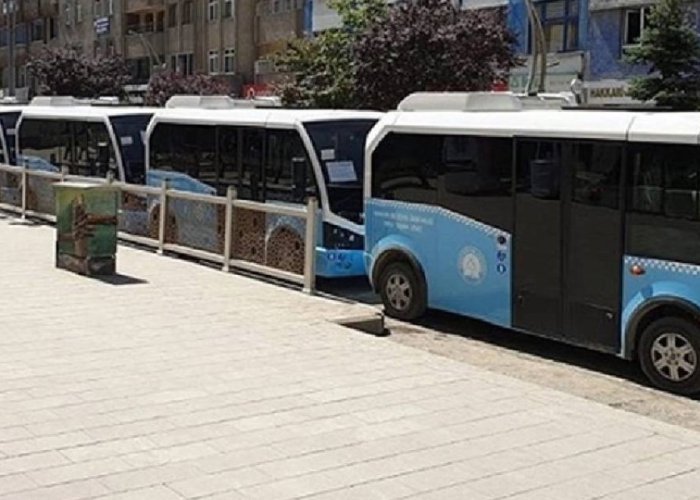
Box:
[110, 115, 153, 184]
[304, 120, 377, 223]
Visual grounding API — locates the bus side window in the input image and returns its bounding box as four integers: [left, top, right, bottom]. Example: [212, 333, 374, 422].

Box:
[73, 122, 116, 179]
[371, 132, 441, 204]
[18, 118, 71, 173]
[150, 123, 175, 172]
[516, 140, 562, 200]
[240, 128, 264, 202]
[570, 141, 622, 209]
[439, 135, 513, 231]
[626, 144, 700, 265]
[628, 144, 699, 219]
[219, 126, 239, 193]
[184, 125, 216, 191]
[265, 129, 314, 204]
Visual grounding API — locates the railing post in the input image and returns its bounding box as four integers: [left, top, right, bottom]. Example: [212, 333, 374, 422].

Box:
[222, 185, 236, 272]
[303, 196, 318, 294]
[157, 179, 168, 255]
[60, 166, 68, 183]
[20, 162, 27, 219]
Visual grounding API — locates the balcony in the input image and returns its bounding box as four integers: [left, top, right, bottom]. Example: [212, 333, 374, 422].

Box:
[125, 0, 165, 13]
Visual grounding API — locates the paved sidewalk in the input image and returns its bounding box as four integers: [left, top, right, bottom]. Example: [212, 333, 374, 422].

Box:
[1, 213, 700, 500]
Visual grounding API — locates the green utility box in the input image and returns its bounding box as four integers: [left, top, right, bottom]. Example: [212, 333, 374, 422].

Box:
[53, 182, 119, 276]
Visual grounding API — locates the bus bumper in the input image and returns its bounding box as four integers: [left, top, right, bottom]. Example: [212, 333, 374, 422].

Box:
[316, 248, 366, 278]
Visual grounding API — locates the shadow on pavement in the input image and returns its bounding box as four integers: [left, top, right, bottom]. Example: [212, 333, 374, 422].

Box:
[93, 273, 149, 286]
[322, 278, 700, 399]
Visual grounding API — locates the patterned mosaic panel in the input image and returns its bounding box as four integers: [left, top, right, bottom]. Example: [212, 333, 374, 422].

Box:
[230, 208, 307, 276]
[168, 197, 224, 254]
[118, 191, 151, 238]
[265, 214, 306, 276]
[26, 176, 59, 215]
[0, 171, 21, 207]
[232, 208, 266, 265]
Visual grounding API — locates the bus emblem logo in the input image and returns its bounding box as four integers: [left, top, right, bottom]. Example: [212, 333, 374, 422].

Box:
[458, 247, 486, 285]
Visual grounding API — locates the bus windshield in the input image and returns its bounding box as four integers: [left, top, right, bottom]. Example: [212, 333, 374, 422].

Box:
[0, 112, 19, 165]
[304, 119, 377, 221]
[110, 114, 152, 184]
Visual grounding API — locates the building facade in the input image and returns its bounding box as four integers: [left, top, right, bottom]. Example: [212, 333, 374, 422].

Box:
[505, 0, 700, 103]
[0, 0, 267, 99]
[0, 0, 61, 99]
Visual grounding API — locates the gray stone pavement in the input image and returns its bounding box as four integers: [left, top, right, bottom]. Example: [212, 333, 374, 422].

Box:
[1, 213, 700, 500]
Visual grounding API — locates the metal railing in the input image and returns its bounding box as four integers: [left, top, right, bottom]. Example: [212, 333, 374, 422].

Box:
[0, 163, 317, 294]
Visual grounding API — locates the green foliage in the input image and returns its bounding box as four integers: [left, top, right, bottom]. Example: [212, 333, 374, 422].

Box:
[276, 0, 517, 110]
[26, 48, 131, 99]
[626, 0, 700, 109]
[274, 0, 387, 108]
[354, 0, 518, 110]
[144, 71, 231, 106]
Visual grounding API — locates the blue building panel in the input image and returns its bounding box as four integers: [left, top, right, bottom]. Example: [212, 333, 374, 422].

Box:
[587, 9, 648, 80]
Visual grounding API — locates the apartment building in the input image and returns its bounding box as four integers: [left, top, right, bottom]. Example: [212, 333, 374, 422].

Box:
[122, 0, 256, 94]
[253, 0, 306, 89]
[0, 0, 61, 98]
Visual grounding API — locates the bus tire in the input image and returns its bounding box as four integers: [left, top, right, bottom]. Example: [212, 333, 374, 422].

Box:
[378, 261, 426, 321]
[639, 316, 700, 395]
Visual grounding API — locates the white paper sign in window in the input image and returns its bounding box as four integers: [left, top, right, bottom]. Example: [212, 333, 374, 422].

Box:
[120, 136, 134, 146]
[326, 160, 357, 183]
[321, 148, 335, 161]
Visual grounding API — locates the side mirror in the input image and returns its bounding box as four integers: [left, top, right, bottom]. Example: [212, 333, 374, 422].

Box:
[292, 156, 307, 200]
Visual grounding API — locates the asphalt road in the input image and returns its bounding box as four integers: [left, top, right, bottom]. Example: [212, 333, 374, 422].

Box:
[319, 277, 700, 434]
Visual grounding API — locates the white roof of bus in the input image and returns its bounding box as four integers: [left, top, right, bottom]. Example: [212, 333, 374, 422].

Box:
[377, 109, 700, 144]
[20, 105, 156, 121]
[150, 107, 383, 128]
[0, 105, 24, 114]
[627, 112, 700, 144]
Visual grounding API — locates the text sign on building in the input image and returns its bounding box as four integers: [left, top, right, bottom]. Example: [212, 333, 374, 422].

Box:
[94, 17, 110, 36]
[584, 80, 634, 105]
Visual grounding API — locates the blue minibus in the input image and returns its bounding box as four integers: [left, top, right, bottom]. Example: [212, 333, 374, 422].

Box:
[364, 92, 700, 394]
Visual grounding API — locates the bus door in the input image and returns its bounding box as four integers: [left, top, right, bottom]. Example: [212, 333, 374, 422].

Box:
[512, 139, 623, 352]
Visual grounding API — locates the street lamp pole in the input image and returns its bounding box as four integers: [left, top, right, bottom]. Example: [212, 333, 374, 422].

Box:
[4, 0, 16, 97]
[524, 0, 547, 95]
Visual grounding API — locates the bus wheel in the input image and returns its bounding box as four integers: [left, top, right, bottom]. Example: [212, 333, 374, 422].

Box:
[378, 261, 426, 321]
[639, 317, 700, 395]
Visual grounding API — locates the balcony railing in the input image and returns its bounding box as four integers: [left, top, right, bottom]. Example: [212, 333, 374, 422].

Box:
[125, 0, 165, 13]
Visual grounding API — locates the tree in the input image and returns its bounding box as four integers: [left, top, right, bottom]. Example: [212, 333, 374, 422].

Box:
[274, 0, 387, 108]
[626, 0, 700, 109]
[354, 0, 518, 110]
[27, 48, 131, 99]
[144, 71, 231, 106]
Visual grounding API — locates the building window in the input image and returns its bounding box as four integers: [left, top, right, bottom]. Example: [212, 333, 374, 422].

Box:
[208, 0, 219, 21]
[168, 4, 177, 27]
[182, 0, 193, 24]
[223, 0, 233, 17]
[224, 48, 235, 73]
[531, 0, 579, 53]
[76, 2, 83, 23]
[32, 19, 45, 42]
[175, 53, 194, 75]
[623, 7, 650, 47]
[208, 50, 220, 74]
